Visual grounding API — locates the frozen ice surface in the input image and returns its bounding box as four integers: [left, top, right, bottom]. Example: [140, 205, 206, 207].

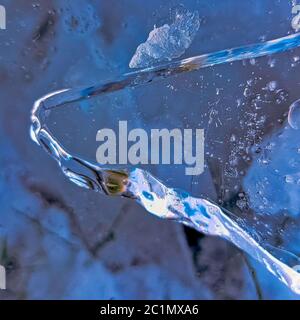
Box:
[245, 110, 300, 217]
[0, 0, 213, 300]
[29, 28, 300, 294]
[129, 8, 200, 68]
[60, 0, 101, 35]
[2, 0, 300, 300]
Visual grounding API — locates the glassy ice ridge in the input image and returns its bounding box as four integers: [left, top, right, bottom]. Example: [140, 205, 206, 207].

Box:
[129, 8, 200, 68]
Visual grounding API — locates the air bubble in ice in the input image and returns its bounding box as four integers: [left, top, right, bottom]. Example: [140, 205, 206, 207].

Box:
[129, 7, 200, 68]
[267, 81, 277, 92]
[268, 58, 276, 68]
[285, 175, 294, 184]
[293, 56, 300, 62]
[288, 99, 300, 130]
[249, 58, 256, 65]
[243, 87, 251, 97]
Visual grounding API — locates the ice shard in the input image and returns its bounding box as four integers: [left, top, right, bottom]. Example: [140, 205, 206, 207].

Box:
[129, 8, 200, 68]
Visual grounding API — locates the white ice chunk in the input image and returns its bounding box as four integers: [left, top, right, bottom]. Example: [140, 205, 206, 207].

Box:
[129, 8, 200, 68]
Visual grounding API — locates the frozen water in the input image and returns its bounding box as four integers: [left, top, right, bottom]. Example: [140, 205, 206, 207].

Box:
[4, 0, 300, 300]
[30, 31, 300, 293]
[267, 81, 278, 92]
[129, 8, 200, 68]
[288, 99, 300, 130]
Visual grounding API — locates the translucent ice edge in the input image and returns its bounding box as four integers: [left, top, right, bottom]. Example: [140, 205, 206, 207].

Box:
[31, 32, 300, 293]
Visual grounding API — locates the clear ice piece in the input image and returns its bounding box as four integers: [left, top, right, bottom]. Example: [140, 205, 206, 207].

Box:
[129, 8, 200, 68]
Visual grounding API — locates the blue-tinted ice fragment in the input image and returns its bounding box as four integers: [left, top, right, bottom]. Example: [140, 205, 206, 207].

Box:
[129, 8, 200, 68]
